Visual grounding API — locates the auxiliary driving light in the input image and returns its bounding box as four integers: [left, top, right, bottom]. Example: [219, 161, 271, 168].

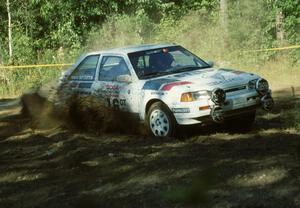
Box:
[211, 88, 226, 105]
[256, 78, 269, 95]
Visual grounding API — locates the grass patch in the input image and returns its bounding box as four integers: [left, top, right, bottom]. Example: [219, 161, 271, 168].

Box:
[0, 67, 62, 98]
[282, 100, 300, 130]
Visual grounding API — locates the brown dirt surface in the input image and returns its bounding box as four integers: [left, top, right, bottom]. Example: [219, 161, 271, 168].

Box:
[0, 87, 300, 208]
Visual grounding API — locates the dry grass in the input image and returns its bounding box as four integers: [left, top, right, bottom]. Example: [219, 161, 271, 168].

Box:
[234, 57, 300, 91]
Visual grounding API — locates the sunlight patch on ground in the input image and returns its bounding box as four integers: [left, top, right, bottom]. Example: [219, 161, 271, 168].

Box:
[81, 160, 99, 167]
[0, 107, 20, 119]
[259, 128, 299, 135]
[260, 113, 281, 120]
[208, 133, 252, 141]
[0, 171, 45, 183]
[115, 164, 134, 172]
[31, 127, 65, 136]
[171, 168, 199, 178]
[5, 132, 36, 142]
[0, 99, 20, 118]
[87, 183, 117, 195]
[0, 121, 10, 128]
[139, 142, 187, 150]
[127, 174, 162, 186]
[121, 152, 143, 159]
[0, 99, 20, 108]
[229, 168, 287, 187]
[147, 151, 161, 158]
[81, 156, 119, 167]
[43, 141, 65, 157]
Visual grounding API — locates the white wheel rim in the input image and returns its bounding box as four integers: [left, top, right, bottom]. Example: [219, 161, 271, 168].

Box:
[149, 109, 170, 136]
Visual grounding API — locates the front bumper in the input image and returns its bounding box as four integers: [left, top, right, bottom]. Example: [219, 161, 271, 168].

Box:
[195, 104, 260, 124]
[172, 91, 273, 125]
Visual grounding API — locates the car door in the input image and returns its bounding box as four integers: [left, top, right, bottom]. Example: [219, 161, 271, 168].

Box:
[93, 55, 138, 113]
[67, 54, 100, 95]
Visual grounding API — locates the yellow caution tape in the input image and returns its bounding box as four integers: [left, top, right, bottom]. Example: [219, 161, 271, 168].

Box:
[0, 63, 72, 69]
[0, 45, 299, 69]
[243, 45, 300, 52]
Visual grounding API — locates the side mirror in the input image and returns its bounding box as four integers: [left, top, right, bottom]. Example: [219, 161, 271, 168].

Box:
[207, 60, 214, 67]
[116, 74, 132, 83]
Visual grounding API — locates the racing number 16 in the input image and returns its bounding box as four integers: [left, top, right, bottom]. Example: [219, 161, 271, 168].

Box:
[106, 98, 126, 110]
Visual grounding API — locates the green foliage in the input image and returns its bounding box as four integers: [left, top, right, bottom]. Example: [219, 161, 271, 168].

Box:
[0, 0, 299, 97]
[155, 11, 222, 60]
[10, 28, 36, 64]
[87, 14, 155, 50]
[0, 0, 298, 65]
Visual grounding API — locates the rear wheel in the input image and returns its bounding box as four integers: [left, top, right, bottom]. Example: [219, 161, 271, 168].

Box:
[146, 102, 176, 137]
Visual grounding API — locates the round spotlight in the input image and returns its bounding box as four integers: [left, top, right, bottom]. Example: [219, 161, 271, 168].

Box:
[211, 88, 226, 105]
[256, 78, 269, 95]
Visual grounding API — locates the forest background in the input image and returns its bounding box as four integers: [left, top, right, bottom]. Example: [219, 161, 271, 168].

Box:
[0, 0, 299, 97]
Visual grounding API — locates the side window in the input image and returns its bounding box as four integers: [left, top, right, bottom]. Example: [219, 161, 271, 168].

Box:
[99, 56, 131, 81]
[131, 55, 150, 77]
[70, 55, 100, 80]
[137, 55, 150, 69]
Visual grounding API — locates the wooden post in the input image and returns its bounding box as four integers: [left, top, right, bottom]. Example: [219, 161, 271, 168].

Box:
[291, 86, 295, 98]
[6, 0, 13, 64]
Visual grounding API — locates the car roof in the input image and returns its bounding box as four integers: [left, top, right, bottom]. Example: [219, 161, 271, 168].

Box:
[86, 43, 178, 56]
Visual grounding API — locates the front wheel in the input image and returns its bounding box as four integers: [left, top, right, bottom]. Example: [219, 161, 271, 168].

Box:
[146, 102, 176, 137]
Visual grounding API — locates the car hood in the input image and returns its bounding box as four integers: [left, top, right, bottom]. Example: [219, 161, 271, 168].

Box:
[142, 68, 259, 92]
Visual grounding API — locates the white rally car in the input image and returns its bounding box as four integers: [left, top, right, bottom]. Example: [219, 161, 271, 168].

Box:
[57, 43, 274, 136]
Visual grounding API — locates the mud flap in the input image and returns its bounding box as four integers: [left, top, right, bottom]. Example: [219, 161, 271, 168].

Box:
[211, 105, 225, 123]
[261, 93, 274, 111]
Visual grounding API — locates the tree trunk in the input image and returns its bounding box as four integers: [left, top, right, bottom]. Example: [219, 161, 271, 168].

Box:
[220, 0, 229, 48]
[276, 10, 284, 41]
[6, 0, 13, 64]
[0, 41, 3, 65]
[0, 38, 3, 65]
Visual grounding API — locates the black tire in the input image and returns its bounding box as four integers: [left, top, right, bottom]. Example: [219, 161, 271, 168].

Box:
[146, 102, 176, 137]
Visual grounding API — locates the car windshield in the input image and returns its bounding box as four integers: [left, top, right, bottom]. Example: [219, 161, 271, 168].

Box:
[128, 46, 210, 79]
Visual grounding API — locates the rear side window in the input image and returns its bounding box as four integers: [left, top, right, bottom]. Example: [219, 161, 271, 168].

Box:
[70, 55, 100, 80]
[99, 56, 131, 81]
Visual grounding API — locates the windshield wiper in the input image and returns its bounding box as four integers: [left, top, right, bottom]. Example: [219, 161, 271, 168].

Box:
[172, 65, 211, 73]
[141, 65, 210, 79]
[172, 66, 203, 73]
[142, 70, 171, 78]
